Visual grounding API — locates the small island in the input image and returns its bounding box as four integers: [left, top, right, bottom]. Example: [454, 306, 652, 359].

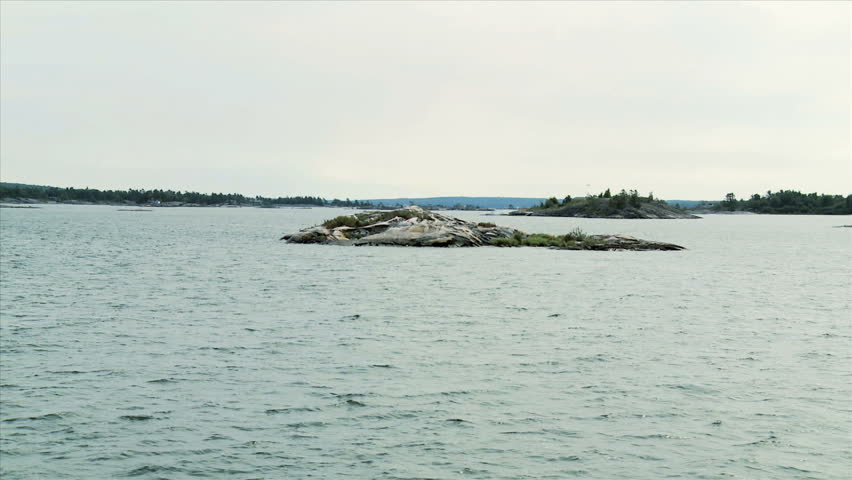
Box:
[282, 206, 684, 251]
[510, 189, 699, 219]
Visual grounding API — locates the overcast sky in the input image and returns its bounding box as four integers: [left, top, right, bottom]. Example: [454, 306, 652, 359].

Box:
[1, 1, 849, 200]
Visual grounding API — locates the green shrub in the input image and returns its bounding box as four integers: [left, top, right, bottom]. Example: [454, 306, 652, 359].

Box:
[322, 215, 360, 229]
[562, 227, 587, 242]
[490, 237, 520, 247]
[521, 233, 561, 247]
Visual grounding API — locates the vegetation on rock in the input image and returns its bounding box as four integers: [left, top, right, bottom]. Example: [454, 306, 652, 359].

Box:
[321, 209, 429, 229]
[488, 228, 595, 248]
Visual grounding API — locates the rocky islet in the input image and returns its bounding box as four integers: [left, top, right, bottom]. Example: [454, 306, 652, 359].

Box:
[282, 206, 685, 251]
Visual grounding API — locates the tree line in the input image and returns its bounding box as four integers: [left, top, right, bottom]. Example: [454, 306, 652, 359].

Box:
[717, 190, 852, 215]
[0, 183, 372, 207]
[536, 188, 662, 210]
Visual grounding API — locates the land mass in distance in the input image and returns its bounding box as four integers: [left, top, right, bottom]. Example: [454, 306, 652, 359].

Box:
[2, 183, 849, 215]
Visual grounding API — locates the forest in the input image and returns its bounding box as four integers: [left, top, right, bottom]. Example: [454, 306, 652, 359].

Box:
[0, 183, 371, 208]
[716, 190, 852, 215]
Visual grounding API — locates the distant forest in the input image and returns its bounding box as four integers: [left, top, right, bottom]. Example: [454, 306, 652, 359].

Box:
[716, 190, 852, 215]
[0, 183, 371, 207]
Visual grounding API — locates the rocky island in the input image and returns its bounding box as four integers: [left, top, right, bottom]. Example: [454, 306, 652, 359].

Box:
[510, 189, 699, 219]
[282, 206, 684, 251]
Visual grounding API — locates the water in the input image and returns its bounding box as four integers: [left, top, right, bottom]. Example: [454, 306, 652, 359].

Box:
[1, 205, 850, 479]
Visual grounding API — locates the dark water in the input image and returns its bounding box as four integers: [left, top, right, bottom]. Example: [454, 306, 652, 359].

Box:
[1, 205, 850, 479]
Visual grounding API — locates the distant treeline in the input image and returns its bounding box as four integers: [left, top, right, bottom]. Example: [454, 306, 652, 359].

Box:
[717, 190, 852, 215]
[0, 183, 371, 207]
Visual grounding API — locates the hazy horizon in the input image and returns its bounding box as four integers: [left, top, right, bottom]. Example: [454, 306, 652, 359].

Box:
[1, 1, 849, 200]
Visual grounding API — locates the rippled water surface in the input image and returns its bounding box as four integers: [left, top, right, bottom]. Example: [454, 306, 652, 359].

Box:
[1, 205, 850, 479]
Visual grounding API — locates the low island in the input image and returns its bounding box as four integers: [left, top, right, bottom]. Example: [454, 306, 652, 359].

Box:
[510, 189, 699, 219]
[282, 206, 684, 251]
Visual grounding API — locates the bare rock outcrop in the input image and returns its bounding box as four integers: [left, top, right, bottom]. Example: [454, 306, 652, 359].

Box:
[281, 206, 519, 247]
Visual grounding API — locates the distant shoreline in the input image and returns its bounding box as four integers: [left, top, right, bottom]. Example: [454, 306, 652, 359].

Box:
[0, 198, 321, 208]
[0, 198, 495, 211]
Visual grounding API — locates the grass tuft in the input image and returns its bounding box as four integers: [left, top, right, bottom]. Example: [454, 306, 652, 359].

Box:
[490, 228, 589, 248]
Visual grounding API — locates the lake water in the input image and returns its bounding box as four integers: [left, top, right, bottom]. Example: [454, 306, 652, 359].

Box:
[1, 205, 850, 479]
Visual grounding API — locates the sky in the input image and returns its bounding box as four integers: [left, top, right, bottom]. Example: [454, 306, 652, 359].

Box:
[1, 1, 849, 200]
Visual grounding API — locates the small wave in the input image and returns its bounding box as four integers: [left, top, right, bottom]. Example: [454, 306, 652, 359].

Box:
[660, 383, 716, 394]
[232, 425, 260, 431]
[445, 418, 470, 423]
[818, 332, 848, 338]
[457, 467, 490, 475]
[779, 465, 814, 473]
[285, 421, 328, 428]
[519, 361, 561, 367]
[119, 415, 154, 421]
[636, 454, 663, 461]
[146, 378, 179, 384]
[396, 388, 497, 400]
[198, 346, 247, 352]
[542, 428, 580, 437]
[3, 412, 70, 422]
[331, 392, 369, 399]
[441, 390, 474, 396]
[800, 351, 834, 358]
[265, 407, 321, 415]
[344, 399, 367, 407]
[126, 465, 182, 477]
[576, 354, 609, 362]
[737, 434, 780, 446]
[548, 455, 581, 462]
[360, 411, 422, 420]
[187, 448, 219, 455]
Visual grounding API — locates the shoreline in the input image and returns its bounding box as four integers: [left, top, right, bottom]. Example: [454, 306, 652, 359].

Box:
[0, 198, 492, 211]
